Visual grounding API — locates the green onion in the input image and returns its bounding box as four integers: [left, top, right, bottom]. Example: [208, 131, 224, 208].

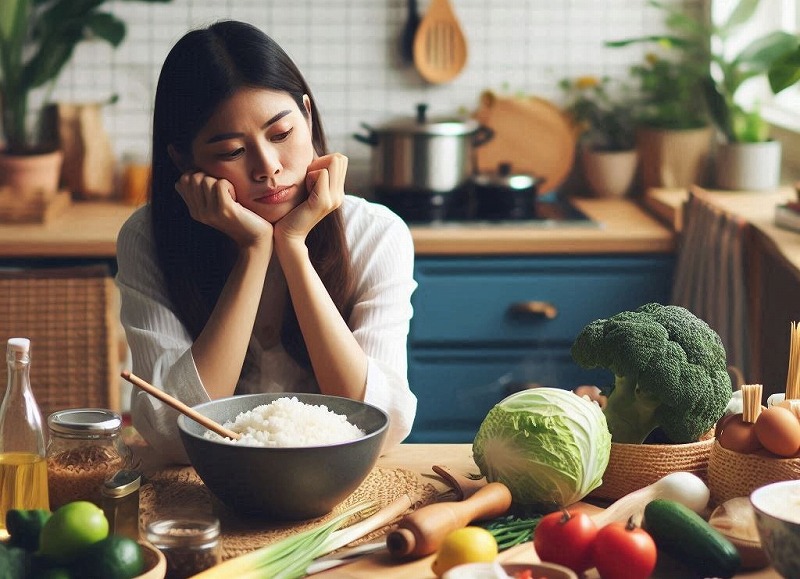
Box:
[190, 501, 376, 579]
[479, 514, 542, 550]
[190, 493, 415, 579]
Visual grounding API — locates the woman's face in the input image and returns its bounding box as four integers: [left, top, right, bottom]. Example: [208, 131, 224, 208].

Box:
[189, 87, 315, 223]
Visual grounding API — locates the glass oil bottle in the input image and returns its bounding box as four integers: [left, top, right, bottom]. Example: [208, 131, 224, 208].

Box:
[0, 338, 49, 539]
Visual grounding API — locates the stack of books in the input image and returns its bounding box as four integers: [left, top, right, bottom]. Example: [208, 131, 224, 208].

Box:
[775, 202, 800, 233]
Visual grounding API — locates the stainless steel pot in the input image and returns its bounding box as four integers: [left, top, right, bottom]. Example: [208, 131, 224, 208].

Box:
[354, 104, 493, 193]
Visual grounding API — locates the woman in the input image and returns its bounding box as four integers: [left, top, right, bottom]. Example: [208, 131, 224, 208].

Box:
[116, 20, 417, 463]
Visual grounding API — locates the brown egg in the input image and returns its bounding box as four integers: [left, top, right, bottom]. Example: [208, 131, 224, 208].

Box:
[718, 414, 763, 454]
[754, 406, 800, 457]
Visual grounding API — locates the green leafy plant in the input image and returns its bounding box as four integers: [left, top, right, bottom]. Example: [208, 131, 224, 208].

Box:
[559, 75, 637, 152]
[768, 44, 800, 93]
[627, 50, 710, 130]
[608, 0, 799, 142]
[0, 0, 172, 155]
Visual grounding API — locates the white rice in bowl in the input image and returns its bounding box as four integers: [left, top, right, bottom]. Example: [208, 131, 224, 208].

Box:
[203, 396, 366, 447]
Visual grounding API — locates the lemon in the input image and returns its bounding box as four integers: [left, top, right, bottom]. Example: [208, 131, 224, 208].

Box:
[38, 501, 109, 564]
[431, 526, 499, 578]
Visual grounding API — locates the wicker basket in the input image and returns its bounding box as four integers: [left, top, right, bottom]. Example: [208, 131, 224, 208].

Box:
[0, 265, 119, 416]
[707, 440, 800, 506]
[589, 437, 715, 502]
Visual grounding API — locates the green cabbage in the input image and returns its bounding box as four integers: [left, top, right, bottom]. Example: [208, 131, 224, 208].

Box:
[473, 387, 611, 511]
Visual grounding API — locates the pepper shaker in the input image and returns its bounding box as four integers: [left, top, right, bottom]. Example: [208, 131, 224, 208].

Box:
[101, 469, 142, 540]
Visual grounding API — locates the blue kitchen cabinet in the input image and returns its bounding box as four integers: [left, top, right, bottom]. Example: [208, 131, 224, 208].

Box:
[406, 254, 675, 442]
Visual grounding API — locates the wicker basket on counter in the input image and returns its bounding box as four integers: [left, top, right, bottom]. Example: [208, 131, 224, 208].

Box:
[707, 440, 800, 507]
[589, 436, 715, 502]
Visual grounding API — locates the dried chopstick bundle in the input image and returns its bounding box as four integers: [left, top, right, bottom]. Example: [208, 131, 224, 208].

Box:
[741, 384, 763, 424]
[786, 322, 800, 400]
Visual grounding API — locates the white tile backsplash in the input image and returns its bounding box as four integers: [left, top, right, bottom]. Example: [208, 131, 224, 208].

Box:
[37, 0, 703, 196]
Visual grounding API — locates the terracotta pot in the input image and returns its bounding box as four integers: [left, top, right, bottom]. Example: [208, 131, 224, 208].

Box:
[636, 126, 713, 190]
[0, 149, 64, 194]
[714, 140, 782, 191]
[581, 147, 639, 197]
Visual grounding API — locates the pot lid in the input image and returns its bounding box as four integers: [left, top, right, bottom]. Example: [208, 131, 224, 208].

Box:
[473, 162, 540, 190]
[373, 104, 481, 136]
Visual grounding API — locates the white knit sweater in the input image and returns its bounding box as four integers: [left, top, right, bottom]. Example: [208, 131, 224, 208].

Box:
[116, 195, 418, 463]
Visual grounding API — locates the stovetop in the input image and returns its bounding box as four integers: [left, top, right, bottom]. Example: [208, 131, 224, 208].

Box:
[428, 199, 600, 228]
[411, 196, 599, 229]
[376, 185, 599, 227]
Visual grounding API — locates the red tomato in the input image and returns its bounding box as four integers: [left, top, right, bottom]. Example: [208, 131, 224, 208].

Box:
[533, 509, 598, 573]
[592, 519, 657, 579]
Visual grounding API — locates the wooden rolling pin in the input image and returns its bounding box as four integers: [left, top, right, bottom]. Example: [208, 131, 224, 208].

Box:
[386, 481, 513, 559]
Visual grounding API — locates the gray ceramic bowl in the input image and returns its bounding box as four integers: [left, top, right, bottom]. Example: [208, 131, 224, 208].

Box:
[750, 479, 800, 579]
[177, 392, 388, 521]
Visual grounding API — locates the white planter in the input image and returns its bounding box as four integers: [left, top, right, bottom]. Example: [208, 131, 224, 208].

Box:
[714, 140, 782, 191]
[581, 148, 639, 198]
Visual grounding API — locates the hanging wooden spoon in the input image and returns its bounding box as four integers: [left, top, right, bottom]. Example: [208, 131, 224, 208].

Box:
[121, 370, 241, 440]
[413, 0, 468, 83]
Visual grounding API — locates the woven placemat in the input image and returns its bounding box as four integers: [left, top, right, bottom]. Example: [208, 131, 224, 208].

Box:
[139, 465, 438, 559]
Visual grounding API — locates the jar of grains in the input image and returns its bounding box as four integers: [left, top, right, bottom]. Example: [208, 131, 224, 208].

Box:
[145, 516, 222, 578]
[46, 409, 130, 510]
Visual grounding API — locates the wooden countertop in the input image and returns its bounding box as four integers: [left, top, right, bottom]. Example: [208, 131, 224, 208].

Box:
[0, 197, 673, 259]
[410, 197, 675, 255]
[642, 185, 800, 277]
[313, 443, 778, 578]
[0, 200, 137, 258]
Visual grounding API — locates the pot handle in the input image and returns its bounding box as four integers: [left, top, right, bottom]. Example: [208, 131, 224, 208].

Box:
[353, 132, 378, 146]
[353, 122, 379, 146]
[472, 125, 494, 147]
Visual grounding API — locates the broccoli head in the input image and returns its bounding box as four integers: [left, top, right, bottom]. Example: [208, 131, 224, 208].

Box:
[571, 302, 732, 444]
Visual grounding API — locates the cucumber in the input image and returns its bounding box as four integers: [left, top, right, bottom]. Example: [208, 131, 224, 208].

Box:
[643, 498, 741, 579]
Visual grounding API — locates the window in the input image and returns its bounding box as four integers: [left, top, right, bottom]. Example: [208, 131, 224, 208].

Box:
[711, 0, 800, 186]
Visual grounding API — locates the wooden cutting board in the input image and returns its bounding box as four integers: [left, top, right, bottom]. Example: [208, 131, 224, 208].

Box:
[312, 503, 602, 578]
[474, 91, 577, 195]
[311, 499, 782, 578]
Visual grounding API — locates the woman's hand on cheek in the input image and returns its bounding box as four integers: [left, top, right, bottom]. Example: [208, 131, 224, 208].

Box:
[274, 153, 347, 242]
[175, 170, 273, 249]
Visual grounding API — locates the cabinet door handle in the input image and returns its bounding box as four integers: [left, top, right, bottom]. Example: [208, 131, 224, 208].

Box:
[507, 301, 558, 320]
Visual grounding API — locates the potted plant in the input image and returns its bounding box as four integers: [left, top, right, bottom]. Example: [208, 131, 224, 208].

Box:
[607, 2, 715, 190]
[0, 0, 171, 194]
[559, 75, 639, 197]
[610, 0, 799, 191]
[702, 1, 797, 191]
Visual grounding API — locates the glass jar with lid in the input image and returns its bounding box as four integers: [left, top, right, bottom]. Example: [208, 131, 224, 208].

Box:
[46, 408, 131, 510]
[145, 515, 221, 578]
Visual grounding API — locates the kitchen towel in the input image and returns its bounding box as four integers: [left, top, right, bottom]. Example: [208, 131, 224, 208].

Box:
[671, 191, 751, 383]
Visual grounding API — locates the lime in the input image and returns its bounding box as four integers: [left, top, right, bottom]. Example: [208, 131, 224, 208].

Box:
[431, 526, 499, 577]
[78, 535, 145, 579]
[38, 501, 109, 564]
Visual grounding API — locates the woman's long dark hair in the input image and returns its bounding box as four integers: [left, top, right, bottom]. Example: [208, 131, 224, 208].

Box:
[150, 20, 354, 370]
